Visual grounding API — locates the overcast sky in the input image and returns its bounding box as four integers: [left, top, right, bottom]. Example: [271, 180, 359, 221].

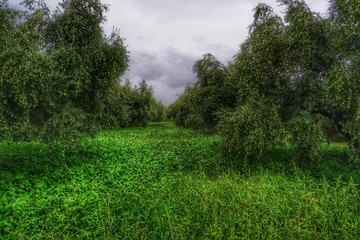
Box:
[10, 0, 329, 105]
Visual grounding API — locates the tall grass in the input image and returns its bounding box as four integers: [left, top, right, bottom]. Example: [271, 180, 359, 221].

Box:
[1, 122, 359, 239]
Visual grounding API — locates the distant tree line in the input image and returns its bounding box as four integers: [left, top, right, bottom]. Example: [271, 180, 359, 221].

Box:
[0, 0, 167, 144]
[169, 0, 359, 163]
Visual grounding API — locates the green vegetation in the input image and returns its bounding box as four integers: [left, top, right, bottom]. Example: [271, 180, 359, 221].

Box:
[169, 0, 359, 162]
[1, 123, 359, 239]
[0, 0, 166, 144]
[1, 0, 359, 238]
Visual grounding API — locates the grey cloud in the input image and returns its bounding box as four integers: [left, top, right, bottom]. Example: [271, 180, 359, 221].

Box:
[128, 48, 198, 89]
[129, 0, 253, 20]
[8, 1, 25, 10]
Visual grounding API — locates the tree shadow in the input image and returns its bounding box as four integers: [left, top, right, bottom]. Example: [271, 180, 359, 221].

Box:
[0, 141, 98, 179]
[215, 145, 360, 186]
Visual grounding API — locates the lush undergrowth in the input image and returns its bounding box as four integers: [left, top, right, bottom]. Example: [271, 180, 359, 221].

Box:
[1, 122, 359, 239]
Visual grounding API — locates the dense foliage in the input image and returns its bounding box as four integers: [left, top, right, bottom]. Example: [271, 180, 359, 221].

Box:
[1, 123, 359, 239]
[0, 0, 165, 143]
[170, 0, 359, 163]
[168, 54, 237, 131]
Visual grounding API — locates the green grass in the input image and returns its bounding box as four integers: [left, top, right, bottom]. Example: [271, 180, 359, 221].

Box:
[1, 122, 359, 239]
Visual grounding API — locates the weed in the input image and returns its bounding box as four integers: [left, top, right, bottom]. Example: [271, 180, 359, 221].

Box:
[0, 123, 359, 239]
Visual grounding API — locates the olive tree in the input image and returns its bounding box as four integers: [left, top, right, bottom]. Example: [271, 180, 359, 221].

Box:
[221, 0, 359, 162]
[172, 0, 359, 163]
[169, 54, 237, 131]
[325, 0, 360, 157]
[0, 0, 131, 143]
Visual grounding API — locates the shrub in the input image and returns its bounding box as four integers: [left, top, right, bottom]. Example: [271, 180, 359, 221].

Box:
[218, 100, 284, 160]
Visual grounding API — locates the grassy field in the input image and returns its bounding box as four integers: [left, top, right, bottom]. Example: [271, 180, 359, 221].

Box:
[0, 122, 359, 239]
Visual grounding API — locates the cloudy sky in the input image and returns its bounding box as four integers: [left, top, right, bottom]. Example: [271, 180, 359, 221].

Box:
[10, 0, 329, 105]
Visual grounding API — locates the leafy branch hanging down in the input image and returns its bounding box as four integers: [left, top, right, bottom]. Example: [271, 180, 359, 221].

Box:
[0, 0, 159, 145]
[171, 0, 359, 163]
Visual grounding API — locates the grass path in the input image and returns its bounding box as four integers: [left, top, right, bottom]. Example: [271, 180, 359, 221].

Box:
[0, 123, 359, 239]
